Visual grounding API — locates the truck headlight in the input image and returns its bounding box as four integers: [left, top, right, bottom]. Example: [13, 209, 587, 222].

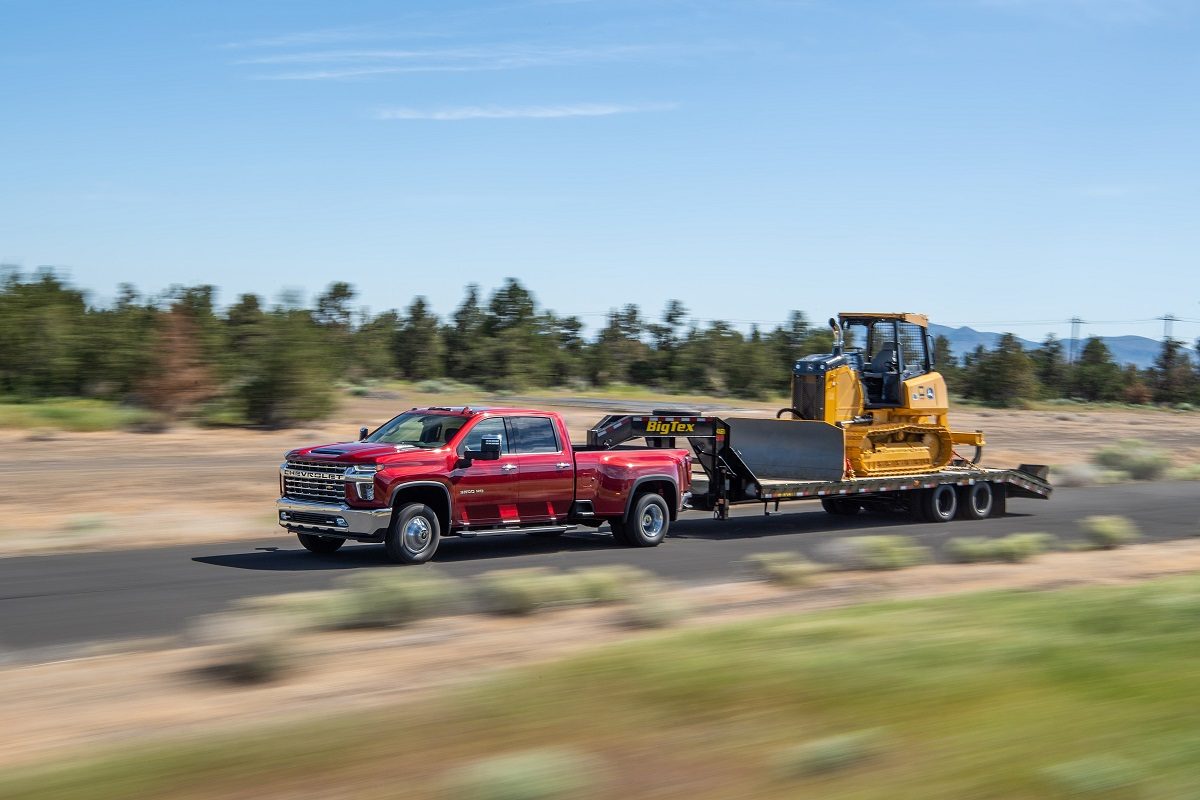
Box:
[355, 482, 376, 501]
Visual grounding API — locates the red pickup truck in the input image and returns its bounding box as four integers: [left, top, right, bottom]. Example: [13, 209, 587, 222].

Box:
[277, 407, 692, 563]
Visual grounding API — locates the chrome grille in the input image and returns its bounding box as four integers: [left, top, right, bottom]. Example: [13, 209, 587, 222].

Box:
[283, 459, 348, 503]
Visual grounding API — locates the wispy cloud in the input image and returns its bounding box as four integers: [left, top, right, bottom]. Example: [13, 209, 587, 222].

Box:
[242, 43, 683, 80]
[221, 27, 392, 50]
[374, 102, 677, 120]
[975, 0, 1183, 24]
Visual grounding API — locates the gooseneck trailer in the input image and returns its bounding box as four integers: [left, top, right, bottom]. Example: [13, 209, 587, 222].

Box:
[587, 412, 1051, 523]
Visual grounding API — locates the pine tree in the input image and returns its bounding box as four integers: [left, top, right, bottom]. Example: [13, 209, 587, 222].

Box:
[396, 297, 444, 380]
[1149, 338, 1196, 404]
[1031, 334, 1068, 398]
[1071, 337, 1122, 401]
[970, 334, 1040, 406]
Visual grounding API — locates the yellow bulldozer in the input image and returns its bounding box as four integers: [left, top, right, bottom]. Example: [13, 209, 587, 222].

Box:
[778, 312, 985, 478]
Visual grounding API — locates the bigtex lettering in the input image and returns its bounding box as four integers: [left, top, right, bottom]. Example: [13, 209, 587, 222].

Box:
[646, 420, 696, 434]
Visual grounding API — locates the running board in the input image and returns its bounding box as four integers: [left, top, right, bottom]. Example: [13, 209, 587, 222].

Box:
[456, 525, 576, 538]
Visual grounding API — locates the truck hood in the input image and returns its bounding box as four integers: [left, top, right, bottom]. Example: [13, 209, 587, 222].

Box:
[285, 441, 436, 463]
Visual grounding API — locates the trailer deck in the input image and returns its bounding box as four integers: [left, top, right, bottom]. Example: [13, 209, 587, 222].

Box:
[587, 412, 1051, 522]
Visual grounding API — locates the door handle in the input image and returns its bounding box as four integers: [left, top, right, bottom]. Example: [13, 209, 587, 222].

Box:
[556, 462, 570, 469]
[501, 463, 517, 472]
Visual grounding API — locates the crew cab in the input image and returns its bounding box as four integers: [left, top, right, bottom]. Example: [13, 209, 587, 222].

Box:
[277, 407, 692, 563]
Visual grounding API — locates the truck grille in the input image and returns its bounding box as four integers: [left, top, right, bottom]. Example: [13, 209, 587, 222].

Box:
[283, 459, 348, 503]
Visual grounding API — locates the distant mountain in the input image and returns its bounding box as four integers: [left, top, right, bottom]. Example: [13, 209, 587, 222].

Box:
[928, 324, 1192, 370]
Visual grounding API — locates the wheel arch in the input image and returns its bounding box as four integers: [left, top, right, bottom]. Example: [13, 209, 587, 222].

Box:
[388, 481, 452, 534]
[628, 475, 679, 520]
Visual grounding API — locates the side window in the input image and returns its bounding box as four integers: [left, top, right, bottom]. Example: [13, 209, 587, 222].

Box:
[458, 418, 509, 454]
[510, 417, 561, 454]
[897, 322, 928, 376]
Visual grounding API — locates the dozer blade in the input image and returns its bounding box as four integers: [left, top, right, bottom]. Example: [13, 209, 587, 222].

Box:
[724, 418, 846, 482]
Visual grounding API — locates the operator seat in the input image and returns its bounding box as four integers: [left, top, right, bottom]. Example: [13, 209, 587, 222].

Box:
[863, 341, 899, 406]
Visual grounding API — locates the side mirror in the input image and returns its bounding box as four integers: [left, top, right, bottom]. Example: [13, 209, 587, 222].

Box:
[465, 435, 502, 462]
[359, 426, 369, 441]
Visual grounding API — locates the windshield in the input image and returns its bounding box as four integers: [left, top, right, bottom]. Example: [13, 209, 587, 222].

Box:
[365, 412, 466, 448]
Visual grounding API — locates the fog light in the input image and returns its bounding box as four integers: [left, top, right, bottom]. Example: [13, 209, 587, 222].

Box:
[335, 517, 348, 527]
[279, 511, 290, 520]
[355, 482, 375, 501]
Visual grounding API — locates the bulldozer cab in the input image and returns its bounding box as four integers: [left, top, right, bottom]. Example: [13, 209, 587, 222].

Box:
[839, 313, 933, 408]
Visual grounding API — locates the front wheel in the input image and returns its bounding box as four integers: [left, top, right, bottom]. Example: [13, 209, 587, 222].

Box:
[297, 533, 345, 554]
[619, 492, 670, 548]
[384, 503, 441, 564]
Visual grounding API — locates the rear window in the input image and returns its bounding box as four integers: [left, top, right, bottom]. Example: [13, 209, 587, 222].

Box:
[510, 417, 561, 454]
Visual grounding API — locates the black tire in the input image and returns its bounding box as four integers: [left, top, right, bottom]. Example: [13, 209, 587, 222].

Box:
[956, 482, 994, 520]
[820, 497, 862, 516]
[920, 485, 958, 523]
[297, 532, 345, 554]
[619, 492, 671, 547]
[384, 503, 441, 564]
[608, 517, 632, 545]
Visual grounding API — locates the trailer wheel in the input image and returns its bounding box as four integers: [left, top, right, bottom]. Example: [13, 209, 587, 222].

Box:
[956, 482, 993, 520]
[920, 485, 958, 523]
[297, 533, 345, 554]
[620, 492, 670, 547]
[820, 497, 861, 516]
[384, 503, 441, 564]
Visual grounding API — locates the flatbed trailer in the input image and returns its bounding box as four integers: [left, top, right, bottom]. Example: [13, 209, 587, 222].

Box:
[587, 412, 1051, 523]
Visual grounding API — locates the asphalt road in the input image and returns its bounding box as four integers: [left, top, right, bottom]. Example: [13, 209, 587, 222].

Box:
[3, 482, 1198, 653]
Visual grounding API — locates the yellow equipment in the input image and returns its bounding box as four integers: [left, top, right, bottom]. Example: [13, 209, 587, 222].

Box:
[779, 313, 985, 477]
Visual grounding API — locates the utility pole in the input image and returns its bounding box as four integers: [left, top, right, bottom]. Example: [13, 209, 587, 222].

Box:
[1068, 317, 1083, 364]
[1158, 313, 1176, 341]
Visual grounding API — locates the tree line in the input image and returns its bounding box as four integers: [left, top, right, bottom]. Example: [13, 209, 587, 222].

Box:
[1, 269, 1196, 425]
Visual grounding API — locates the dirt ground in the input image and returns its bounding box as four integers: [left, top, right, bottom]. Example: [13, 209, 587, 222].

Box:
[7, 539, 1200, 771]
[2, 388, 1198, 557]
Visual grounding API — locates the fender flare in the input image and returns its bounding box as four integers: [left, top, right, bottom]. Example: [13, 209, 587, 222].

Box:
[387, 480, 454, 524]
[626, 474, 680, 518]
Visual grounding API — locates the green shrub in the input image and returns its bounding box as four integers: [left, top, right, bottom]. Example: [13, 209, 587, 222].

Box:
[834, 536, 929, 570]
[772, 729, 886, 778]
[569, 565, 654, 604]
[232, 590, 352, 631]
[331, 570, 465, 627]
[1167, 464, 1200, 481]
[1040, 755, 1144, 796]
[613, 591, 689, 629]
[188, 613, 296, 685]
[1079, 516, 1140, 550]
[60, 514, 110, 533]
[946, 533, 1052, 564]
[476, 568, 585, 616]
[743, 552, 822, 587]
[440, 748, 606, 800]
[0, 398, 157, 432]
[1091, 440, 1171, 481]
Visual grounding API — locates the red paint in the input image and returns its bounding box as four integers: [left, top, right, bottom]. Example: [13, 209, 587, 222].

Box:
[284, 408, 691, 530]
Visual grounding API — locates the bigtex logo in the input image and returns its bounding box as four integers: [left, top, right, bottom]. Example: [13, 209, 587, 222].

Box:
[646, 419, 696, 434]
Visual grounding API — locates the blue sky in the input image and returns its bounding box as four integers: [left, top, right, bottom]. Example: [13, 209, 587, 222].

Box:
[2, 0, 1198, 344]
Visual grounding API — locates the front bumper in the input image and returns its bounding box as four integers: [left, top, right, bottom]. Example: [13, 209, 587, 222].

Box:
[276, 498, 392, 539]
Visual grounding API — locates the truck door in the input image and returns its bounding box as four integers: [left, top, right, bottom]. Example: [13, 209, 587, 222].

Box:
[450, 417, 519, 527]
[509, 416, 573, 523]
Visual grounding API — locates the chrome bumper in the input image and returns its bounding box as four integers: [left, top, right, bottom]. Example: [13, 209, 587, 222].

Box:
[276, 498, 392, 538]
